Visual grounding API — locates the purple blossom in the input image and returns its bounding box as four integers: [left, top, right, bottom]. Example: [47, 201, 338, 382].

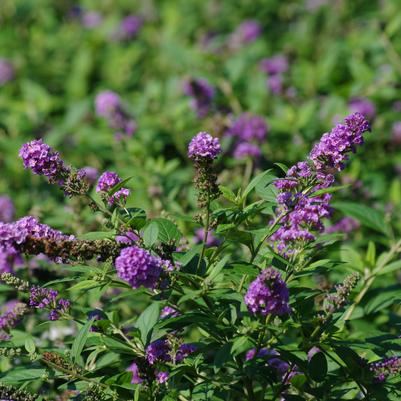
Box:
[176, 344, 197, 362]
[117, 15, 142, 40]
[78, 166, 98, 184]
[0, 301, 26, 340]
[229, 20, 261, 48]
[96, 171, 120, 192]
[349, 98, 376, 120]
[156, 371, 169, 384]
[267, 75, 284, 94]
[244, 268, 291, 316]
[127, 362, 143, 384]
[95, 91, 137, 138]
[116, 231, 139, 244]
[195, 228, 220, 247]
[0, 59, 14, 85]
[309, 112, 370, 172]
[370, 356, 401, 382]
[183, 78, 215, 118]
[307, 346, 321, 361]
[233, 143, 262, 159]
[227, 113, 268, 143]
[95, 91, 121, 118]
[160, 306, 180, 319]
[0, 196, 15, 222]
[325, 217, 360, 235]
[115, 246, 163, 289]
[82, 11, 103, 28]
[188, 132, 221, 160]
[96, 171, 130, 205]
[146, 339, 171, 365]
[19, 139, 69, 182]
[245, 347, 271, 361]
[29, 286, 70, 320]
[0, 216, 74, 272]
[260, 55, 289, 75]
[87, 309, 105, 332]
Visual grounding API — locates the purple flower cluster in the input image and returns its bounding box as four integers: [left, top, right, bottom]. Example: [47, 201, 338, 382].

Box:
[229, 20, 261, 49]
[188, 132, 221, 160]
[0, 216, 74, 272]
[19, 139, 70, 184]
[183, 78, 215, 118]
[127, 362, 143, 384]
[160, 306, 180, 319]
[96, 171, 130, 206]
[0, 59, 14, 85]
[114, 15, 142, 40]
[326, 217, 360, 235]
[146, 339, 196, 365]
[29, 286, 70, 320]
[78, 166, 98, 185]
[370, 356, 401, 382]
[260, 55, 289, 95]
[271, 113, 370, 256]
[81, 11, 103, 28]
[245, 347, 299, 382]
[226, 113, 268, 160]
[0, 196, 15, 222]
[244, 268, 291, 316]
[0, 300, 27, 340]
[115, 246, 164, 289]
[391, 121, 401, 145]
[95, 91, 137, 139]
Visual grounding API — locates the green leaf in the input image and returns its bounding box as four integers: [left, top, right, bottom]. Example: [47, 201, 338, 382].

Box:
[310, 184, 349, 197]
[24, 338, 36, 354]
[108, 176, 133, 196]
[136, 303, 160, 345]
[78, 231, 115, 240]
[69, 280, 100, 292]
[153, 218, 182, 244]
[242, 169, 274, 200]
[308, 351, 327, 382]
[0, 368, 46, 383]
[143, 222, 159, 247]
[71, 318, 94, 365]
[220, 185, 237, 203]
[332, 202, 389, 235]
[366, 241, 376, 267]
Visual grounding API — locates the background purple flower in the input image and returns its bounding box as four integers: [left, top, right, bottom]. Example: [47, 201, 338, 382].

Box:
[0, 196, 15, 222]
[183, 78, 215, 118]
[260, 55, 289, 75]
[0, 59, 14, 85]
[349, 98, 376, 120]
[194, 228, 220, 247]
[229, 20, 261, 48]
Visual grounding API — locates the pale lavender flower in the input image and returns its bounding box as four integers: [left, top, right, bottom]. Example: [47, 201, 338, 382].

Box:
[156, 371, 169, 383]
[127, 362, 143, 384]
[195, 228, 220, 247]
[0, 196, 15, 222]
[82, 11, 103, 28]
[229, 20, 261, 48]
[0, 59, 14, 85]
[260, 55, 289, 75]
[349, 98, 376, 120]
[233, 142, 262, 159]
[183, 78, 215, 118]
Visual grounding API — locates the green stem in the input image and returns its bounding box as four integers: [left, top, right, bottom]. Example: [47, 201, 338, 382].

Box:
[196, 192, 211, 274]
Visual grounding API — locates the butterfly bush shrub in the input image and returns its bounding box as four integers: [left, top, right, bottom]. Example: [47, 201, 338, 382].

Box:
[1, 113, 401, 401]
